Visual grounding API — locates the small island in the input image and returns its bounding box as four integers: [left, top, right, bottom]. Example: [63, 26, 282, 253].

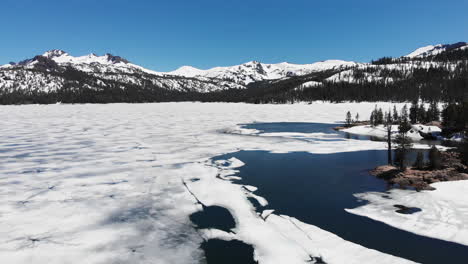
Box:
[342, 102, 468, 191]
[371, 151, 468, 191]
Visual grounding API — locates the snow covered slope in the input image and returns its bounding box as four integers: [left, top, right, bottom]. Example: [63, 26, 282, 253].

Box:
[0, 50, 359, 95]
[0, 42, 466, 103]
[168, 60, 359, 85]
[0, 50, 245, 93]
[405, 42, 468, 58]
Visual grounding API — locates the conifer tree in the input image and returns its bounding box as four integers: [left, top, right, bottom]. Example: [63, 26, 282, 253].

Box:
[414, 151, 424, 170]
[459, 137, 468, 166]
[385, 111, 393, 165]
[429, 146, 442, 170]
[394, 132, 412, 170]
[376, 108, 384, 125]
[409, 101, 418, 124]
[395, 106, 413, 170]
[370, 110, 376, 127]
[417, 103, 427, 124]
[393, 105, 399, 123]
[427, 101, 440, 122]
[345, 111, 352, 127]
[399, 105, 412, 133]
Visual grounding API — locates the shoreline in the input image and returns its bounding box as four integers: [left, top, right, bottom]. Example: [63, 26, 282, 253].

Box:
[370, 151, 468, 191]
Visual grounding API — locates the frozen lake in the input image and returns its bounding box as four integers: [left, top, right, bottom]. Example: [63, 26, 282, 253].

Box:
[1, 102, 467, 264]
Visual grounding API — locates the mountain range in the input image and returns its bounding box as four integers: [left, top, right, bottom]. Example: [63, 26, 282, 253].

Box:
[0, 42, 467, 104]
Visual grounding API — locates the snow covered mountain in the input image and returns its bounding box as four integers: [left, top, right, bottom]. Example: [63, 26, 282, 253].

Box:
[405, 42, 468, 58]
[0, 42, 466, 104]
[0, 50, 360, 95]
[0, 50, 245, 94]
[167, 60, 360, 85]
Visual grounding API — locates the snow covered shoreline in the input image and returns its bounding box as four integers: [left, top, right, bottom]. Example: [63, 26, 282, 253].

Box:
[0, 102, 466, 264]
[342, 124, 442, 141]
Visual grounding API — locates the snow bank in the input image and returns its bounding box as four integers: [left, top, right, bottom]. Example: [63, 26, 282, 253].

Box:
[343, 124, 442, 141]
[347, 181, 468, 247]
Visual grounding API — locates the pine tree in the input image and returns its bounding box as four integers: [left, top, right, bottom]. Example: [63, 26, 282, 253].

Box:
[393, 105, 399, 123]
[346, 111, 352, 127]
[376, 108, 384, 125]
[370, 110, 376, 127]
[399, 105, 412, 133]
[427, 101, 440, 122]
[459, 136, 468, 166]
[355, 113, 360, 123]
[385, 111, 393, 165]
[409, 101, 418, 124]
[429, 146, 442, 170]
[395, 107, 413, 170]
[413, 151, 424, 170]
[417, 103, 427, 124]
[394, 133, 412, 170]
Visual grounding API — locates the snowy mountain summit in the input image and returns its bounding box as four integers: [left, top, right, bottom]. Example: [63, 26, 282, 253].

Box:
[42, 49, 68, 58]
[405, 42, 467, 58]
[0, 41, 466, 104]
[168, 59, 359, 85]
[40, 49, 130, 66]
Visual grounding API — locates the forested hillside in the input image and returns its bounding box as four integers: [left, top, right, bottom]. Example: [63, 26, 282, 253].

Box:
[0, 43, 467, 104]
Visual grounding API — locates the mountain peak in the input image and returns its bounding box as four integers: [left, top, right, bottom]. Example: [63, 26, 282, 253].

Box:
[169, 65, 205, 77]
[405, 42, 468, 58]
[105, 53, 130, 64]
[42, 49, 68, 58]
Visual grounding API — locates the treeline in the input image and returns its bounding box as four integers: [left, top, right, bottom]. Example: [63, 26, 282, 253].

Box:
[370, 42, 468, 65]
[348, 101, 467, 134]
[277, 63, 468, 103]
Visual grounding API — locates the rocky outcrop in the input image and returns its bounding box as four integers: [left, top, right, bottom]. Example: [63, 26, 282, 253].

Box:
[371, 152, 468, 191]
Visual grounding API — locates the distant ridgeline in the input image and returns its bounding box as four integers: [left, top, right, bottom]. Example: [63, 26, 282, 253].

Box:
[0, 42, 467, 104]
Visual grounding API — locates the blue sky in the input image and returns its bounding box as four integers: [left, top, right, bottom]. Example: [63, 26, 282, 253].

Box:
[1, 0, 467, 71]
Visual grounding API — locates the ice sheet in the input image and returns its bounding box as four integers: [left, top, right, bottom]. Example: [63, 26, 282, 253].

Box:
[0, 102, 456, 264]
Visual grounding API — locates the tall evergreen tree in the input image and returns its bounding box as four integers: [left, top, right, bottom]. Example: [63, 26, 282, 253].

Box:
[399, 105, 412, 133]
[429, 146, 442, 170]
[409, 101, 418, 124]
[394, 132, 413, 170]
[414, 151, 425, 170]
[370, 110, 376, 127]
[376, 108, 384, 125]
[345, 111, 353, 127]
[417, 103, 427, 123]
[385, 111, 393, 165]
[395, 106, 413, 170]
[427, 101, 440, 122]
[393, 105, 399, 123]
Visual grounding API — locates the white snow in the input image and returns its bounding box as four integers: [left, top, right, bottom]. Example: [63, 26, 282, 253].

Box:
[167, 60, 360, 85]
[405, 43, 468, 58]
[0, 102, 464, 264]
[405, 45, 440, 58]
[347, 181, 468, 247]
[43, 50, 126, 66]
[296, 80, 322, 90]
[168, 66, 207, 77]
[343, 124, 442, 141]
